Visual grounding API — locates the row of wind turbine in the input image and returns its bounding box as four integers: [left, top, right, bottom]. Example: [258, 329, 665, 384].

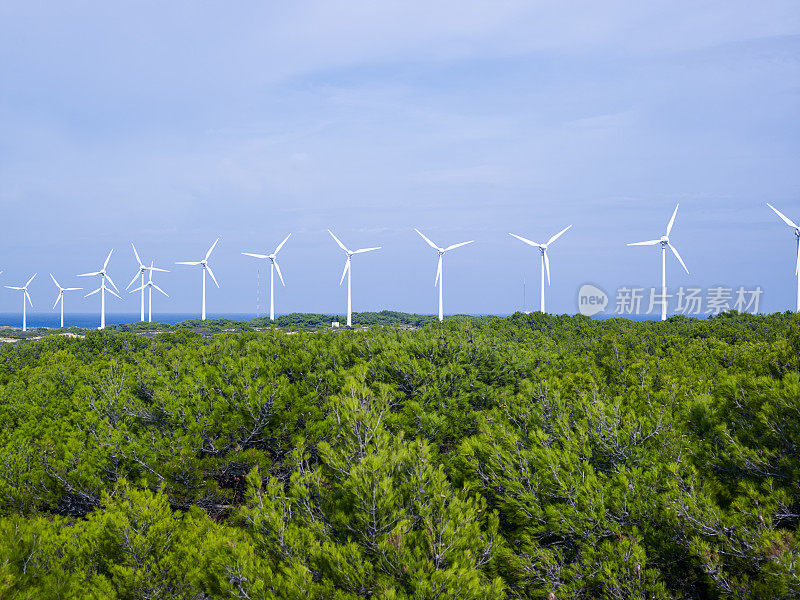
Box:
[5, 201, 800, 330]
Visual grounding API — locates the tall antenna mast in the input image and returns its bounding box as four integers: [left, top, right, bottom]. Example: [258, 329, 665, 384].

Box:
[256, 264, 261, 318]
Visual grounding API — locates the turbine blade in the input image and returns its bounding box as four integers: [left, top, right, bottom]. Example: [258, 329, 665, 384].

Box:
[668, 243, 690, 274]
[547, 224, 572, 246]
[205, 237, 220, 260]
[666, 204, 679, 236]
[767, 203, 799, 229]
[353, 246, 381, 254]
[50, 273, 61, 289]
[64, 287, 82, 291]
[415, 228, 440, 251]
[435, 255, 442, 286]
[544, 251, 551, 285]
[274, 260, 286, 286]
[149, 267, 169, 272]
[274, 233, 292, 254]
[131, 242, 142, 266]
[444, 240, 474, 251]
[53, 293, 62, 310]
[5, 286, 23, 290]
[509, 233, 542, 247]
[106, 286, 122, 299]
[125, 270, 141, 290]
[105, 275, 120, 294]
[103, 248, 114, 270]
[25, 290, 32, 307]
[129, 284, 145, 293]
[85, 287, 101, 298]
[328, 229, 349, 253]
[175, 261, 201, 266]
[339, 259, 350, 286]
[206, 264, 220, 288]
[25, 273, 37, 287]
[627, 240, 661, 246]
[242, 252, 268, 259]
[77, 271, 102, 277]
[153, 284, 169, 298]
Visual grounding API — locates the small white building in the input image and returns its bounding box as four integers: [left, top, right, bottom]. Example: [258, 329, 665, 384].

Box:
[331, 321, 340, 328]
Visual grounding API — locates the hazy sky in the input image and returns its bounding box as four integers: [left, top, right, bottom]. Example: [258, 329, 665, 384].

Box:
[1, 1, 799, 316]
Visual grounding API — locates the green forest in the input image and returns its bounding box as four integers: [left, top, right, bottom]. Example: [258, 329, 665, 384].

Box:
[0, 312, 798, 599]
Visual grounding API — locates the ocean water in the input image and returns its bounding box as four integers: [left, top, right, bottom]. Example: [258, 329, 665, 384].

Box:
[0, 313, 260, 329]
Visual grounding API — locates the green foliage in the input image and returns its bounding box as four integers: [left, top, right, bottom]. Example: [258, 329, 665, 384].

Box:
[0, 312, 799, 598]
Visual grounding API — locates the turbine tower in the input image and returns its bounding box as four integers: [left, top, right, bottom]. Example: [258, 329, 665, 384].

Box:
[242, 233, 291, 322]
[50, 274, 82, 328]
[130, 261, 169, 322]
[78, 250, 121, 329]
[5, 273, 36, 332]
[176, 238, 220, 320]
[126, 243, 168, 321]
[627, 204, 689, 321]
[328, 230, 381, 327]
[766, 203, 800, 311]
[509, 225, 572, 313]
[414, 228, 474, 322]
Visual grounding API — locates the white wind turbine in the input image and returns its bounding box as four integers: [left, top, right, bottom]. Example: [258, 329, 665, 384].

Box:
[766, 203, 800, 311]
[5, 273, 36, 332]
[126, 243, 168, 321]
[414, 228, 474, 322]
[130, 261, 169, 322]
[176, 238, 220, 320]
[78, 250, 121, 329]
[509, 225, 572, 313]
[627, 204, 689, 321]
[328, 230, 381, 327]
[50, 274, 82, 328]
[242, 233, 291, 322]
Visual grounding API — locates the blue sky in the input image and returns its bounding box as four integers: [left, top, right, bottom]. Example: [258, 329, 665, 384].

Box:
[1, 1, 799, 316]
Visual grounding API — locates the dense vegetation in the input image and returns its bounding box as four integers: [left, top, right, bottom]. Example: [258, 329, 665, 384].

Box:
[113, 310, 464, 333]
[0, 312, 798, 598]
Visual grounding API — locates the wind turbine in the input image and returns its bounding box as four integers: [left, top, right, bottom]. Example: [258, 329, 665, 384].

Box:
[5, 273, 36, 332]
[328, 230, 380, 327]
[130, 261, 169, 322]
[78, 250, 121, 329]
[126, 243, 168, 321]
[627, 204, 689, 321]
[242, 233, 291, 322]
[176, 238, 220, 320]
[50, 274, 82, 328]
[414, 228, 474, 322]
[766, 203, 800, 311]
[509, 225, 572, 313]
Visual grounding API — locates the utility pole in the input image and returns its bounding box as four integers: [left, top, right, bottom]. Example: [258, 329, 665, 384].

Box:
[256, 265, 261, 318]
[522, 278, 526, 312]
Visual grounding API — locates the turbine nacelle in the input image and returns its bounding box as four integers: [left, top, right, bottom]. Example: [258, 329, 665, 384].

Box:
[509, 225, 572, 292]
[176, 238, 220, 290]
[241, 233, 291, 301]
[627, 204, 688, 274]
[766, 203, 800, 277]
